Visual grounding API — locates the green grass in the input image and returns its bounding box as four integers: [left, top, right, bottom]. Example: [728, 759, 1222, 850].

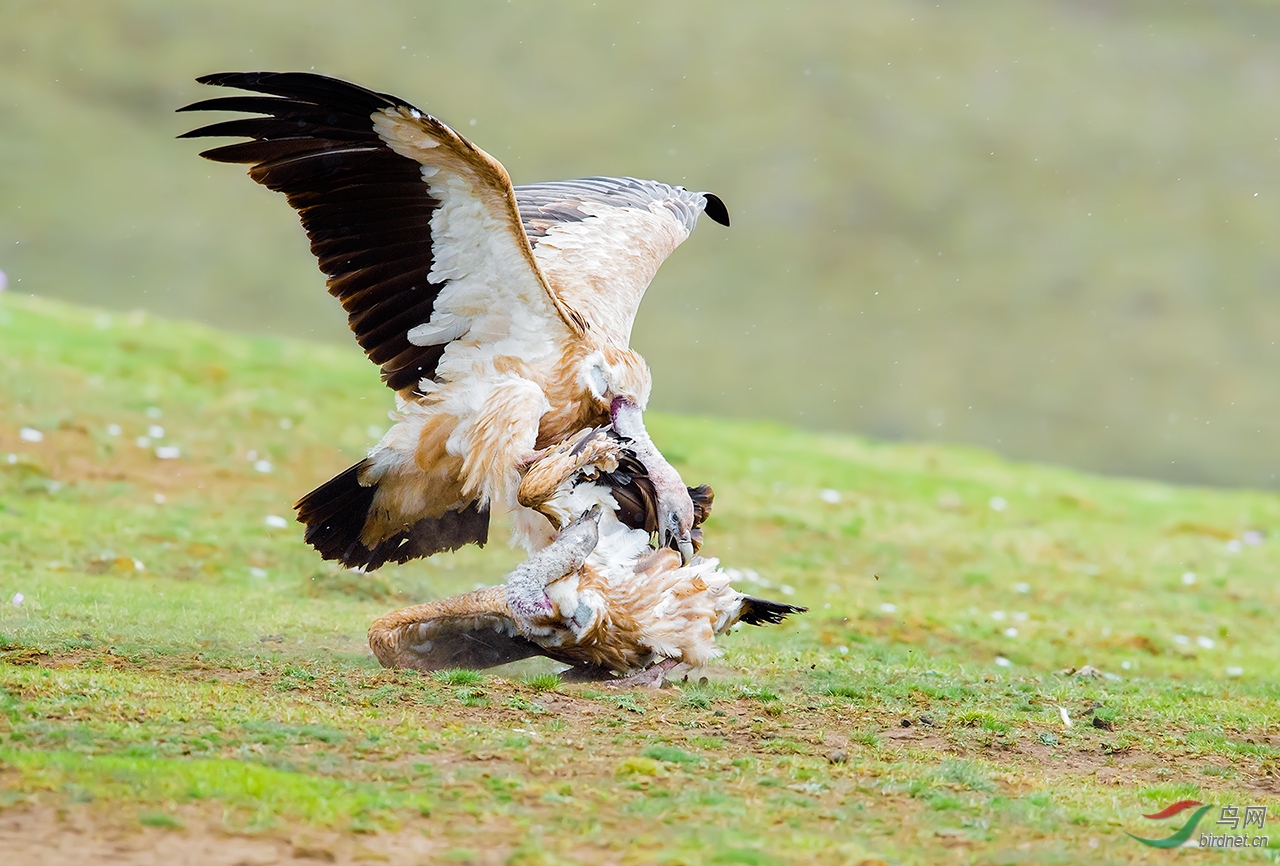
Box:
[2, 293, 1280, 863]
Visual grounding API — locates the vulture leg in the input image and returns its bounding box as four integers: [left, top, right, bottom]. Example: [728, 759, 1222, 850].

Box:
[505, 508, 601, 626]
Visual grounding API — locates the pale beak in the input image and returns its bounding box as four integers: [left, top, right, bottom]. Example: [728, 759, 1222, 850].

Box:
[677, 537, 695, 565]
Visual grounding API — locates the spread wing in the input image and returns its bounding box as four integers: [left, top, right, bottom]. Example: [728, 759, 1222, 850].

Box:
[368, 587, 547, 672]
[515, 178, 730, 346]
[179, 72, 585, 395]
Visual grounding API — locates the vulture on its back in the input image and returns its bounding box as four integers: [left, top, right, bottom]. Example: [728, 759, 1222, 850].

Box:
[179, 72, 730, 569]
[368, 428, 805, 682]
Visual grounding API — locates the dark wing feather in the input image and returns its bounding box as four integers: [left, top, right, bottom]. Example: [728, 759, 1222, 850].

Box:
[369, 589, 546, 672]
[601, 444, 713, 553]
[179, 72, 449, 393]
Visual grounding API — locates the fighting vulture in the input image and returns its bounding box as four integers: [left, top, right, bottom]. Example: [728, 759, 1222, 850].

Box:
[368, 428, 806, 684]
[179, 72, 729, 569]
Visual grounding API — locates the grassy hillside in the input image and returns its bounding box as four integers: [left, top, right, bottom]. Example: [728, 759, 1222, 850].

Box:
[2, 294, 1278, 863]
[4, 0, 1280, 487]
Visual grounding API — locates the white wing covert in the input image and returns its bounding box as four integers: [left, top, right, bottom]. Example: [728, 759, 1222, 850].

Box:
[515, 177, 729, 346]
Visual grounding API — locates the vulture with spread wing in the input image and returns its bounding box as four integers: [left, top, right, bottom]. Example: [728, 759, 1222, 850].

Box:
[368, 428, 805, 683]
[179, 72, 729, 569]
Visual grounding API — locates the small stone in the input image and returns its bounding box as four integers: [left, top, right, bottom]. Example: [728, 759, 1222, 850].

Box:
[826, 749, 847, 764]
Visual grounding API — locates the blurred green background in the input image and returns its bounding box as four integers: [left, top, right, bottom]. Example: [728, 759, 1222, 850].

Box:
[3, 0, 1278, 487]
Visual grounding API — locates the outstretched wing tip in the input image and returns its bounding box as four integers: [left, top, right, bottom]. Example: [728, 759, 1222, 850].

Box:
[701, 192, 731, 227]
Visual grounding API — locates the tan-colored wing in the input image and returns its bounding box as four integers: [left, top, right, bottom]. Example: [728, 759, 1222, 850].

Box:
[516, 178, 730, 346]
[368, 586, 546, 671]
[180, 72, 585, 396]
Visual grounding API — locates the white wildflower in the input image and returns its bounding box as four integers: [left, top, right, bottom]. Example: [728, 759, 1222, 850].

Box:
[253, 460, 273, 473]
[264, 515, 288, 529]
[279, 418, 293, 429]
[779, 584, 796, 596]
[1173, 634, 1190, 646]
[18, 428, 42, 443]
[135, 436, 152, 448]
[1226, 666, 1244, 677]
[147, 425, 165, 439]
[990, 610, 1007, 621]
[1013, 582, 1030, 593]
[249, 567, 268, 578]
[988, 496, 1007, 512]
[153, 493, 165, 504]
[1004, 627, 1018, 638]
[11, 592, 23, 607]
[146, 407, 162, 418]
[106, 424, 122, 437]
[1181, 571, 1196, 585]
[155, 446, 180, 459]
[1196, 636, 1215, 649]
[1242, 530, 1263, 546]
[994, 656, 1011, 667]
[819, 488, 841, 504]
[1225, 539, 1242, 554]
[879, 602, 897, 613]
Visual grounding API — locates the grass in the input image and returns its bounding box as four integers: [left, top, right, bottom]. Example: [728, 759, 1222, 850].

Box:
[2, 293, 1279, 863]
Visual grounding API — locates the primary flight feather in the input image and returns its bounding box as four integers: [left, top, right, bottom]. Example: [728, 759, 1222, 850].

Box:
[178, 72, 729, 569]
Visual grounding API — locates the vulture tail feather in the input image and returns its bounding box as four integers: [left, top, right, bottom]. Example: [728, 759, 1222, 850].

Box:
[737, 596, 808, 626]
[295, 460, 490, 570]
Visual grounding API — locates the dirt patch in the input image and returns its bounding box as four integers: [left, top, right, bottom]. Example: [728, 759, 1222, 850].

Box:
[0, 805, 514, 866]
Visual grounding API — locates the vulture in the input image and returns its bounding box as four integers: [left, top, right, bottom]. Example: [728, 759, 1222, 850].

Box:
[368, 428, 806, 684]
[178, 72, 730, 569]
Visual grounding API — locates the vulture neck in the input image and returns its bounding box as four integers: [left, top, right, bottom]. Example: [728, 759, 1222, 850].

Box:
[609, 397, 693, 560]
